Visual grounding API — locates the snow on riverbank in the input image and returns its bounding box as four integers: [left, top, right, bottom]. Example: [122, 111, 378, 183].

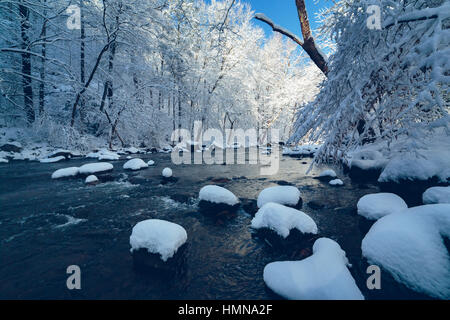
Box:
[130, 219, 187, 262]
[362, 204, 450, 299]
[264, 238, 364, 300]
[251, 203, 317, 238]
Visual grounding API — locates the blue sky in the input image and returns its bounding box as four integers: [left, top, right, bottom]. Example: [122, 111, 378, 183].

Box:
[242, 0, 333, 38]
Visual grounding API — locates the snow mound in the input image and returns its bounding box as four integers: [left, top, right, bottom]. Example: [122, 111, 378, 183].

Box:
[349, 150, 387, 171]
[319, 169, 337, 179]
[423, 187, 450, 204]
[123, 158, 148, 171]
[0, 158, 8, 163]
[264, 238, 364, 300]
[162, 168, 173, 178]
[79, 162, 113, 175]
[87, 149, 120, 161]
[85, 175, 98, 184]
[257, 186, 301, 208]
[130, 219, 187, 262]
[357, 193, 408, 220]
[329, 179, 344, 186]
[51, 167, 79, 179]
[147, 160, 155, 166]
[199, 185, 239, 206]
[40, 156, 65, 163]
[125, 147, 140, 154]
[362, 204, 450, 299]
[252, 203, 317, 238]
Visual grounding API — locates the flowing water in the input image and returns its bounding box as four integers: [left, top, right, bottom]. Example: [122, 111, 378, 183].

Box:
[0, 150, 431, 299]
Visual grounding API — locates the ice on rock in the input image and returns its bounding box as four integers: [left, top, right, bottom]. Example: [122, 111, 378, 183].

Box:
[264, 238, 364, 300]
[199, 185, 239, 206]
[40, 156, 65, 163]
[79, 162, 113, 175]
[423, 187, 450, 204]
[251, 203, 317, 238]
[319, 169, 337, 179]
[357, 193, 408, 220]
[162, 168, 173, 178]
[257, 186, 301, 208]
[51, 167, 80, 179]
[130, 219, 187, 262]
[123, 158, 148, 171]
[362, 204, 450, 299]
[329, 179, 344, 186]
[85, 175, 99, 184]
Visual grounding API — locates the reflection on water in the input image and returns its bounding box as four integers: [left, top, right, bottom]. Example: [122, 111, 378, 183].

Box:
[0, 151, 431, 299]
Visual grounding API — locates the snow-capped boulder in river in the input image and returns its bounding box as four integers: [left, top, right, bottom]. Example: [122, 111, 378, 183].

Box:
[130, 219, 188, 271]
[347, 150, 387, 182]
[199, 185, 240, 216]
[422, 187, 450, 204]
[40, 156, 65, 163]
[362, 204, 450, 299]
[357, 193, 408, 220]
[79, 162, 113, 175]
[329, 179, 344, 186]
[317, 169, 337, 181]
[257, 186, 302, 209]
[0, 157, 8, 163]
[147, 160, 155, 166]
[85, 175, 99, 185]
[51, 167, 80, 179]
[263, 238, 364, 300]
[251, 203, 318, 239]
[162, 168, 173, 178]
[123, 158, 148, 171]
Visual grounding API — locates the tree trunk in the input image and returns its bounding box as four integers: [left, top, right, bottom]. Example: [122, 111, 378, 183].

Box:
[38, 0, 46, 115]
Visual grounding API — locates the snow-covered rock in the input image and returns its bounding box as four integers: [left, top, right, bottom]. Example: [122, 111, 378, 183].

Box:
[0, 157, 8, 163]
[147, 160, 155, 166]
[318, 169, 337, 179]
[264, 238, 364, 300]
[79, 162, 113, 175]
[49, 149, 82, 159]
[40, 156, 65, 163]
[199, 185, 239, 207]
[423, 187, 450, 204]
[162, 168, 173, 178]
[125, 147, 140, 154]
[257, 186, 301, 208]
[251, 203, 318, 238]
[86, 149, 120, 161]
[85, 175, 99, 185]
[123, 158, 148, 171]
[362, 204, 450, 299]
[347, 150, 388, 181]
[329, 179, 344, 186]
[130, 219, 187, 262]
[51, 167, 79, 179]
[357, 193, 408, 220]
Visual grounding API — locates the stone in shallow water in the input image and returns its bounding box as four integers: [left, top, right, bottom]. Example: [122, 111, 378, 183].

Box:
[132, 244, 187, 274]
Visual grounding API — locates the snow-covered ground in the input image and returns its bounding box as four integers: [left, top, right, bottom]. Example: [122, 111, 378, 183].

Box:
[357, 193, 408, 220]
[423, 187, 450, 204]
[362, 204, 450, 299]
[251, 203, 317, 238]
[263, 238, 364, 300]
[129, 219, 187, 262]
[257, 186, 301, 208]
[199, 185, 239, 206]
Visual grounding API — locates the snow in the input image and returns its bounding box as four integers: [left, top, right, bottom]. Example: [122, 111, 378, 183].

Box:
[129, 219, 188, 262]
[147, 160, 155, 166]
[423, 187, 450, 204]
[357, 193, 408, 220]
[162, 168, 173, 178]
[85, 175, 98, 184]
[79, 163, 113, 175]
[349, 150, 388, 171]
[362, 204, 450, 299]
[86, 149, 120, 161]
[0, 158, 9, 163]
[123, 158, 148, 171]
[329, 179, 344, 186]
[263, 238, 364, 300]
[40, 156, 65, 163]
[257, 186, 301, 208]
[319, 169, 337, 179]
[125, 147, 140, 154]
[51, 167, 79, 179]
[199, 185, 239, 206]
[251, 203, 318, 238]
